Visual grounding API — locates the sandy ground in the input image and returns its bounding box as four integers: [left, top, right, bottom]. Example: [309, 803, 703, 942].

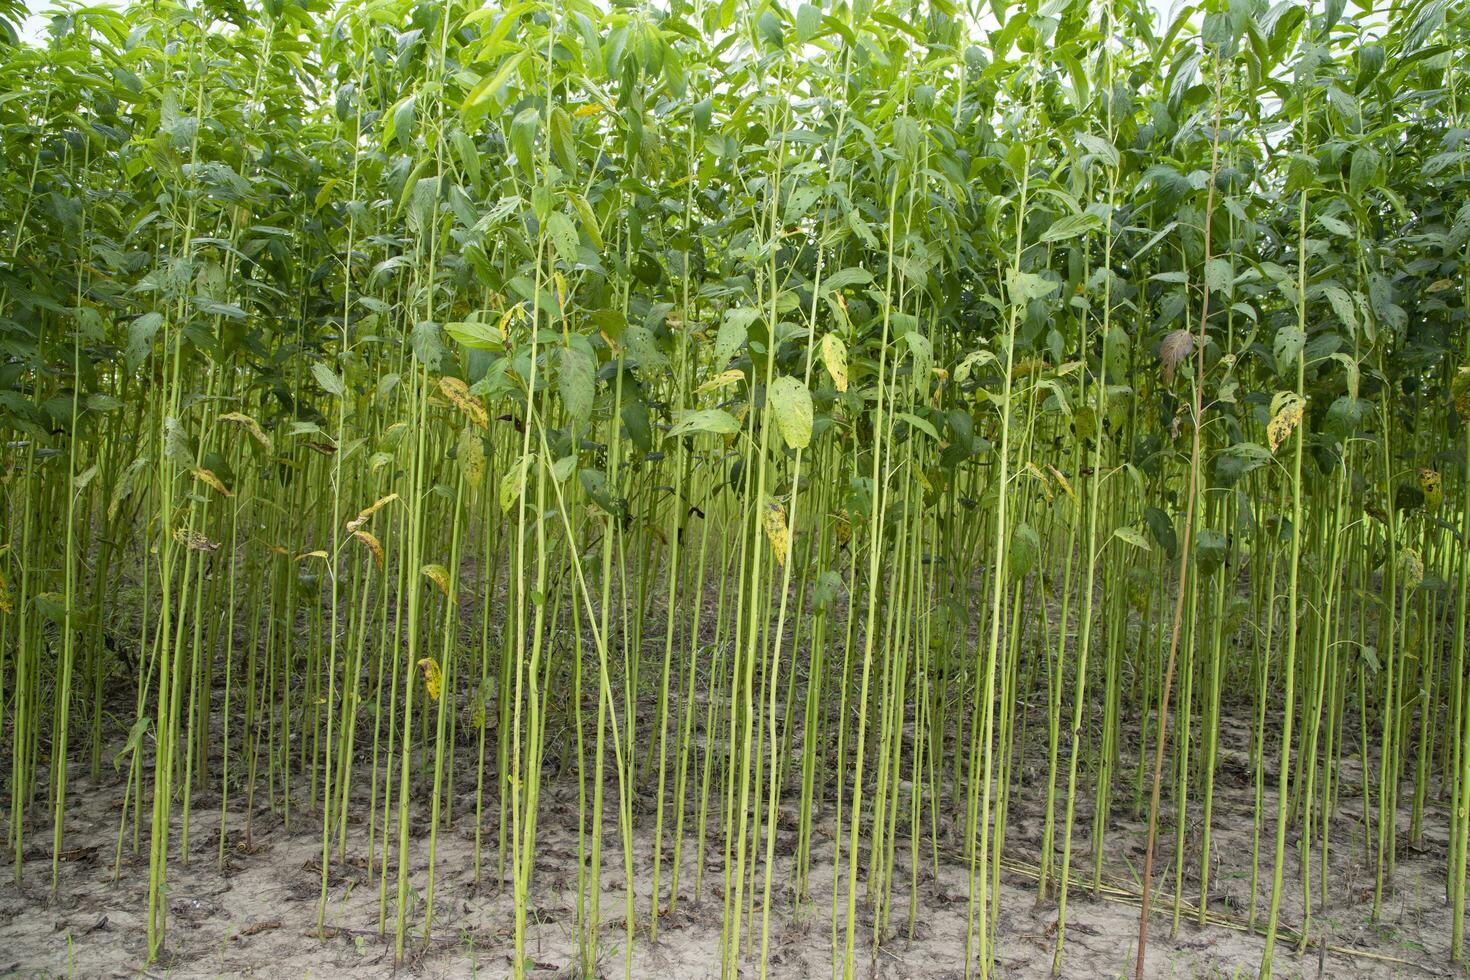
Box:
[0, 715, 1460, 979]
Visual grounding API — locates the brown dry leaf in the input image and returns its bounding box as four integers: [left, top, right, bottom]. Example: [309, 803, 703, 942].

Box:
[236, 919, 282, 939]
[1159, 329, 1194, 385]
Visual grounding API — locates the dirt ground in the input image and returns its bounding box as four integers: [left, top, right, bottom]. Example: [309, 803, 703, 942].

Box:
[0, 717, 1460, 979]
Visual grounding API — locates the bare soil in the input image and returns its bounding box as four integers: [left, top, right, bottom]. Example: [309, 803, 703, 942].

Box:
[0, 717, 1458, 979]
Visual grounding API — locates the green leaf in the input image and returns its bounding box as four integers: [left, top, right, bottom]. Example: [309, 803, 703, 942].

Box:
[714, 308, 758, 368]
[1349, 145, 1379, 198]
[1272, 325, 1305, 376]
[311, 362, 346, 397]
[1009, 523, 1040, 579]
[1005, 270, 1057, 307]
[1040, 212, 1101, 243]
[1114, 526, 1152, 550]
[126, 312, 163, 371]
[412, 321, 445, 371]
[559, 345, 595, 426]
[510, 107, 540, 183]
[669, 409, 741, 438]
[546, 212, 579, 264]
[896, 412, 939, 440]
[822, 267, 873, 293]
[445, 320, 502, 350]
[1204, 258, 1233, 294]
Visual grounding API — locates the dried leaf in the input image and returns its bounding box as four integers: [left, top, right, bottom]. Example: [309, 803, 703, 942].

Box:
[1159, 329, 1194, 385]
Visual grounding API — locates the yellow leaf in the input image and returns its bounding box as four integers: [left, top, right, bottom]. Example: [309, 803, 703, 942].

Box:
[218, 412, 272, 453]
[458, 426, 486, 489]
[418, 658, 443, 701]
[352, 530, 384, 570]
[174, 528, 220, 552]
[296, 549, 328, 561]
[1400, 548, 1424, 591]
[1419, 468, 1444, 512]
[1267, 392, 1305, 452]
[695, 369, 746, 395]
[439, 376, 488, 429]
[820, 333, 848, 392]
[500, 453, 533, 513]
[422, 563, 452, 597]
[193, 467, 233, 497]
[762, 500, 789, 567]
[1046, 464, 1077, 503]
[574, 102, 604, 118]
[1023, 461, 1053, 502]
[347, 493, 400, 533]
[0, 565, 11, 614]
[1453, 367, 1470, 421]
